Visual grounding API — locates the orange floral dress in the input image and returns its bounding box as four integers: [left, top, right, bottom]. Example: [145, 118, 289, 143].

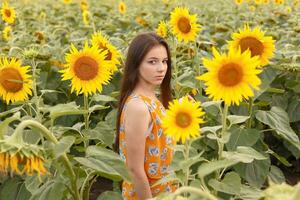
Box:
[119, 93, 178, 200]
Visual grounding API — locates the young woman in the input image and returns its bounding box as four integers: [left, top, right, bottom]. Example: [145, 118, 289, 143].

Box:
[115, 32, 177, 200]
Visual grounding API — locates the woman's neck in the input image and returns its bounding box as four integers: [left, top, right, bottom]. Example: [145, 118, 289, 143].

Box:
[132, 83, 158, 100]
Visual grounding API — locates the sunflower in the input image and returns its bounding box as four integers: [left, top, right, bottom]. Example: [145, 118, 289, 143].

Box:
[255, 0, 262, 4]
[161, 96, 205, 143]
[235, 0, 243, 5]
[0, 137, 46, 176]
[0, 58, 32, 104]
[263, 0, 270, 3]
[1, 2, 16, 24]
[197, 47, 262, 105]
[34, 31, 45, 42]
[60, 43, 112, 96]
[80, 0, 88, 11]
[63, 0, 72, 4]
[82, 10, 90, 25]
[170, 7, 201, 43]
[156, 20, 168, 38]
[3, 26, 12, 41]
[91, 32, 121, 72]
[228, 24, 275, 66]
[274, 0, 284, 4]
[118, 1, 126, 14]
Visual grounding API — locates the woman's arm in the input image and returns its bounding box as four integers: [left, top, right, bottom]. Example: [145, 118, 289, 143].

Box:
[124, 99, 152, 200]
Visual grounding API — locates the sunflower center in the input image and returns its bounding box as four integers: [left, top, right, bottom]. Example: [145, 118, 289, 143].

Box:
[0, 68, 23, 93]
[177, 17, 191, 34]
[5, 9, 11, 17]
[74, 56, 98, 80]
[176, 112, 192, 128]
[218, 63, 243, 87]
[98, 43, 112, 61]
[239, 37, 264, 57]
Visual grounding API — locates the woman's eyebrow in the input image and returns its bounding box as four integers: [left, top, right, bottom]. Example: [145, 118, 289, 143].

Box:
[147, 57, 168, 60]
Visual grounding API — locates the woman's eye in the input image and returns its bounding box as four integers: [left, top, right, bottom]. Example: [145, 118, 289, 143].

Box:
[163, 60, 168, 64]
[148, 60, 156, 64]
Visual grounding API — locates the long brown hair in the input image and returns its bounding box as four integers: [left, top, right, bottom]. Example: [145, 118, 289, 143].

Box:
[114, 32, 172, 152]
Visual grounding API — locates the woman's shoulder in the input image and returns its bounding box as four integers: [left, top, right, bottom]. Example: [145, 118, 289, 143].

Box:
[124, 96, 150, 117]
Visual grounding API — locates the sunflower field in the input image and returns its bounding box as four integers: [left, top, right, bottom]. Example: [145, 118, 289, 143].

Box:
[0, 0, 300, 199]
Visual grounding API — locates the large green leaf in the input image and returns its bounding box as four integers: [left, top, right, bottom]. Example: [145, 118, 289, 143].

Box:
[253, 66, 278, 100]
[198, 159, 239, 178]
[268, 165, 285, 184]
[42, 102, 87, 122]
[226, 127, 261, 151]
[0, 112, 20, 139]
[52, 136, 75, 159]
[227, 115, 250, 126]
[29, 180, 67, 200]
[234, 158, 271, 188]
[255, 106, 300, 150]
[0, 177, 31, 200]
[287, 97, 300, 122]
[208, 172, 241, 195]
[75, 146, 131, 182]
[222, 146, 267, 163]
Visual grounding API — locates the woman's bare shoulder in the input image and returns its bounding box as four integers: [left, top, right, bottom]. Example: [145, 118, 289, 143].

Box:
[125, 97, 149, 117]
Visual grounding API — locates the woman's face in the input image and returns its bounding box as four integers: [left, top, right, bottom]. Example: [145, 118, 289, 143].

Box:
[138, 45, 168, 87]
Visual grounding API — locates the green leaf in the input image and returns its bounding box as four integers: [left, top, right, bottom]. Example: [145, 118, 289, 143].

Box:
[91, 94, 118, 102]
[255, 106, 300, 150]
[96, 191, 122, 200]
[0, 106, 22, 118]
[254, 67, 278, 100]
[29, 180, 67, 200]
[52, 136, 75, 159]
[226, 127, 261, 151]
[89, 105, 110, 113]
[268, 165, 285, 184]
[43, 102, 88, 122]
[89, 121, 115, 147]
[208, 172, 241, 195]
[237, 185, 263, 200]
[198, 159, 239, 178]
[223, 146, 267, 163]
[75, 146, 131, 182]
[0, 177, 31, 200]
[0, 112, 20, 139]
[201, 126, 222, 134]
[234, 158, 271, 188]
[287, 98, 300, 122]
[227, 115, 250, 125]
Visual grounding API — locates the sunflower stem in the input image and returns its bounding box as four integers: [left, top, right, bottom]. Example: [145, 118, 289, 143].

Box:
[184, 140, 190, 187]
[219, 104, 229, 160]
[31, 59, 42, 122]
[84, 95, 90, 130]
[80, 171, 97, 200]
[246, 97, 254, 128]
[12, 120, 81, 200]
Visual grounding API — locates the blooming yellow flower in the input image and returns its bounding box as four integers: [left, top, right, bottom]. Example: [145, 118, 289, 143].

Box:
[170, 7, 201, 43]
[63, 0, 72, 4]
[91, 32, 121, 72]
[162, 96, 205, 143]
[235, 0, 243, 5]
[274, 0, 284, 4]
[1, 2, 16, 24]
[60, 43, 112, 96]
[228, 24, 275, 66]
[82, 10, 90, 25]
[156, 20, 168, 38]
[0, 57, 32, 104]
[2, 25, 11, 41]
[118, 1, 126, 14]
[197, 47, 262, 105]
